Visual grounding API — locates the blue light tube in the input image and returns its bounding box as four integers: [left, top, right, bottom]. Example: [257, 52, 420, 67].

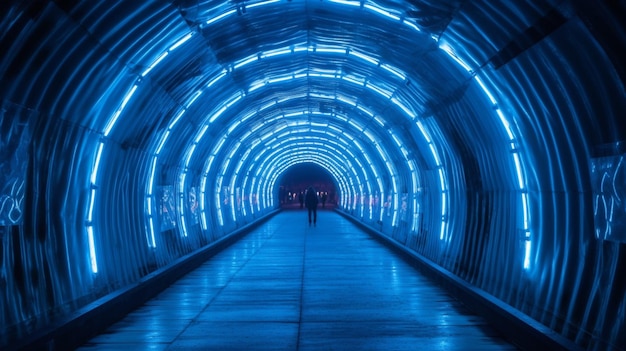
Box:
[349, 50, 379, 65]
[146, 195, 152, 216]
[147, 156, 157, 195]
[86, 226, 98, 273]
[206, 9, 236, 25]
[207, 70, 228, 88]
[524, 240, 531, 269]
[315, 46, 347, 54]
[168, 32, 193, 52]
[365, 82, 392, 99]
[416, 120, 432, 143]
[90, 141, 104, 184]
[328, 0, 360, 6]
[381, 63, 407, 80]
[155, 130, 170, 155]
[184, 144, 196, 168]
[268, 75, 294, 84]
[247, 0, 280, 9]
[194, 125, 209, 143]
[402, 19, 421, 32]
[168, 109, 186, 130]
[391, 97, 416, 118]
[185, 90, 203, 108]
[513, 152, 525, 189]
[364, 4, 400, 20]
[148, 217, 156, 248]
[522, 192, 529, 230]
[337, 95, 358, 106]
[141, 51, 168, 77]
[348, 119, 363, 131]
[496, 109, 515, 141]
[104, 84, 138, 136]
[474, 75, 497, 105]
[248, 81, 266, 93]
[261, 48, 292, 58]
[87, 188, 96, 222]
[342, 75, 366, 86]
[430, 144, 441, 166]
[439, 42, 471, 73]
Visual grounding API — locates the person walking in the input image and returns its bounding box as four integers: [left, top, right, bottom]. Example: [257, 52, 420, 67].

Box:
[305, 186, 319, 226]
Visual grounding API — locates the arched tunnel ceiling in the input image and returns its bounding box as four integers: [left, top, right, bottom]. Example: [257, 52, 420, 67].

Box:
[2, 0, 625, 268]
[2, 0, 626, 348]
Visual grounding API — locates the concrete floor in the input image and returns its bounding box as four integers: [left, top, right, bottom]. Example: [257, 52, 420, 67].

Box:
[77, 209, 518, 350]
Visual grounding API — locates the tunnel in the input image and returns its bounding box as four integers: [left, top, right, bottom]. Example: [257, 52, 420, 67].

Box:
[1, 0, 625, 350]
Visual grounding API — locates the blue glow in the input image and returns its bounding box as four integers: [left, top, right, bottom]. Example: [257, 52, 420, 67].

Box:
[513, 152, 525, 189]
[364, 3, 400, 20]
[337, 95, 357, 106]
[374, 116, 385, 127]
[440, 221, 446, 240]
[350, 50, 379, 65]
[185, 90, 203, 108]
[438, 169, 446, 192]
[207, 70, 228, 88]
[103, 84, 138, 136]
[328, 0, 360, 6]
[381, 63, 406, 80]
[168, 109, 186, 130]
[441, 189, 447, 216]
[430, 144, 441, 166]
[168, 32, 193, 51]
[194, 125, 209, 143]
[248, 81, 266, 93]
[309, 72, 338, 79]
[261, 48, 292, 58]
[179, 173, 186, 195]
[391, 97, 415, 118]
[247, 0, 280, 9]
[356, 104, 374, 117]
[148, 217, 156, 248]
[141, 51, 168, 77]
[343, 76, 367, 88]
[87, 188, 96, 222]
[184, 144, 196, 168]
[496, 109, 515, 141]
[365, 82, 392, 99]
[155, 130, 170, 155]
[206, 9, 236, 25]
[148, 156, 157, 195]
[416, 121, 432, 143]
[348, 119, 363, 131]
[209, 93, 243, 123]
[524, 239, 531, 269]
[522, 192, 529, 229]
[439, 42, 471, 73]
[402, 19, 421, 32]
[234, 54, 259, 69]
[146, 195, 152, 216]
[86, 226, 98, 273]
[180, 207, 188, 237]
[90, 142, 104, 184]
[315, 46, 346, 54]
[474, 75, 497, 105]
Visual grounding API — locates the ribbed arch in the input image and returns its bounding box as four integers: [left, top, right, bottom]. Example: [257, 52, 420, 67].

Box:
[5, 1, 624, 348]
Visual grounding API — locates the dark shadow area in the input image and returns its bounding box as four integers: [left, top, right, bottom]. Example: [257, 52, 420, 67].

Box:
[278, 163, 338, 209]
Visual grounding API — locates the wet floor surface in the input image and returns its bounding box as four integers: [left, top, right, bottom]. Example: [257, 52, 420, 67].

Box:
[77, 210, 518, 350]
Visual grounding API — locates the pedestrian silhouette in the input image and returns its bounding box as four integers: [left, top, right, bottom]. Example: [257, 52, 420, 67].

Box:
[305, 186, 319, 226]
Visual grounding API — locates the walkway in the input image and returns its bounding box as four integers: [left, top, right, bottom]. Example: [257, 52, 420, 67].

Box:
[77, 209, 518, 350]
